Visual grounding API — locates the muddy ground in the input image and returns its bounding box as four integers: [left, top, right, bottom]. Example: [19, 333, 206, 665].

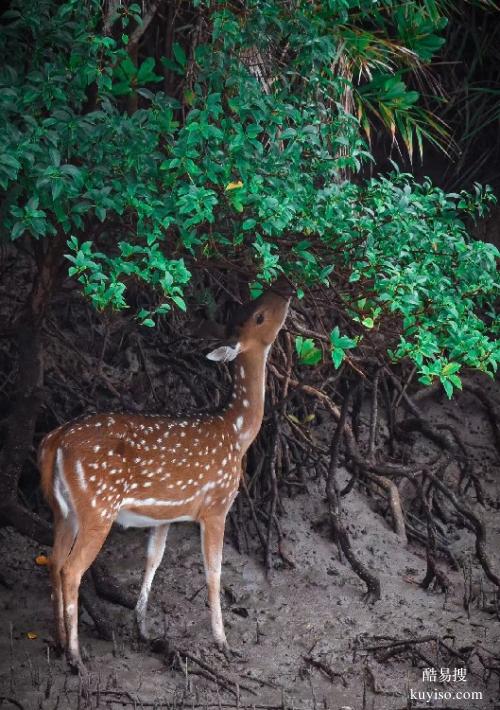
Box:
[0, 381, 499, 710]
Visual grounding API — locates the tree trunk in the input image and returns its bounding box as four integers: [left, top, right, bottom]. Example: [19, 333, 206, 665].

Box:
[0, 236, 65, 543]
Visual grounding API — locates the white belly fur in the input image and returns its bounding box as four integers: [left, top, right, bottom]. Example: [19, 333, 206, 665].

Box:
[116, 509, 195, 528]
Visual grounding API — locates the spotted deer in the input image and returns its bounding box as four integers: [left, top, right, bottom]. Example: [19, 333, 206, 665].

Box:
[38, 279, 292, 671]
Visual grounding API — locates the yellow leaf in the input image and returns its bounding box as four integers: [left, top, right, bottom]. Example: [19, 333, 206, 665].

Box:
[183, 89, 195, 106]
[35, 554, 49, 566]
[225, 181, 243, 191]
[26, 632, 38, 640]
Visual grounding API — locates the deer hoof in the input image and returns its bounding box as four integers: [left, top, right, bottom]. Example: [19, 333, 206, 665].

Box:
[67, 654, 87, 676]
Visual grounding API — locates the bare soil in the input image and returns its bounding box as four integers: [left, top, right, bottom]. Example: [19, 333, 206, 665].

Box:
[0, 383, 499, 710]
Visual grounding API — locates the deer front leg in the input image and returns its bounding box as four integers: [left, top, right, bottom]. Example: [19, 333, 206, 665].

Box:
[200, 515, 227, 650]
[136, 524, 169, 640]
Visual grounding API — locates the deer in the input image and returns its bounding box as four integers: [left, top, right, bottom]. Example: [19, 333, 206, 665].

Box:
[38, 279, 292, 672]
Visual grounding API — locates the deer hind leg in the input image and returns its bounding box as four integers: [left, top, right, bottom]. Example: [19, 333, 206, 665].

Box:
[50, 512, 77, 651]
[135, 524, 170, 640]
[60, 518, 113, 671]
[200, 515, 227, 650]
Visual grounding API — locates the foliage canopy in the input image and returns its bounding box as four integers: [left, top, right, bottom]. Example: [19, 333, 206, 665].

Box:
[0, 0, 498, 395]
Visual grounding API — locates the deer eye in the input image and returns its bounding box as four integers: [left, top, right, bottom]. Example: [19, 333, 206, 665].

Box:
[255, 313, 265, 325]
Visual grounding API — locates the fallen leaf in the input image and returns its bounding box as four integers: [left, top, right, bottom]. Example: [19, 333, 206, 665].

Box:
[26, 632, 38, 640]
[35, 554, 49, 566]
[225, 181, 243, 191]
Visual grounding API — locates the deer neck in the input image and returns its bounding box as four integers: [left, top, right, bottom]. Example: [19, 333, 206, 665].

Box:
[224, 345, 270, 455]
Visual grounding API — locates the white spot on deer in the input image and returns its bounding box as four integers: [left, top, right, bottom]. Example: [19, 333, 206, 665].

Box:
[75, 460, 87, 491]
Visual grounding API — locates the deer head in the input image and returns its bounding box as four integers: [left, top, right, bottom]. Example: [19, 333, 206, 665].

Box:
[206, 276, 293, 363]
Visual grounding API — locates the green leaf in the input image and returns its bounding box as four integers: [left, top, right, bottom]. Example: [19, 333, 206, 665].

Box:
[242, 218, 256, 231]
[442, 379, 454, 399]
[171, 295, 186, 311]
[295, 336, 322, 366]
[172, 42, 187, 68]
[331, 349, 345, 369]
[49, 148, 61, 167]
[11, 222, 25, 239]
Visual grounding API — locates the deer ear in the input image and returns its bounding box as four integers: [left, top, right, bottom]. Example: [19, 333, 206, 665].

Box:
[206, 343, 241, 363]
